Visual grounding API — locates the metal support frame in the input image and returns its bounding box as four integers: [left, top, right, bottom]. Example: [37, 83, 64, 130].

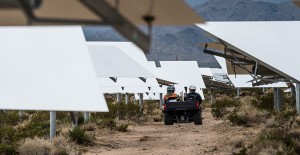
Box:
[81, 0, 151, 52]
[204, 41, 291, 86]
[125, 93, 129, 104]
[274, 88, 282, 112]
[139, 77, 147, 83]
[14, 0, 151, 52]
[70, 112, 78, 127]
[109, 77, 117, 83]
[84, 112, 90, 123]
[139, 93, 143, 111]
[236, 88, 240, 98]
[262, 88, 266, 93]
[291, 84, 296, 99]
[296, 83, 300, 114]
[117, 93, 122, 103]
[50, 111, 56, 139]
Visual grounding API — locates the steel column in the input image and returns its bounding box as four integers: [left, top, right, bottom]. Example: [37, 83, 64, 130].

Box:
[50, 111, 56, 139]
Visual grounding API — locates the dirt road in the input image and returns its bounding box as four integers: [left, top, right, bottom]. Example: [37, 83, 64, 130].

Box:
[85, 108, 261, 155]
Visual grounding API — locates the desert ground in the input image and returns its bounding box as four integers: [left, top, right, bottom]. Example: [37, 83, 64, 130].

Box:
[85, 108, 261, 155]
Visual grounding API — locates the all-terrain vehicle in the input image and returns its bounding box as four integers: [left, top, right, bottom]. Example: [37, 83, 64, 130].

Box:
[163, 100, 202, 125]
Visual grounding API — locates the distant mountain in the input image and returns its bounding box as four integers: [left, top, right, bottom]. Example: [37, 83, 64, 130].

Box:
[83, 0, 300, 67]
[254, 0, 289, 3]
[197, 0, 300, 21]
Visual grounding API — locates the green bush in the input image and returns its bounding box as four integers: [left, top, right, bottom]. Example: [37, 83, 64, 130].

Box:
[56, 112, 69, 124]
[68, 127, 89, 145]
[251, 93, 274, 112]
[100, 118, 117, 130]
[275, 108, 297, 124]
[0, 126, 19, 154]
[228, 111, 247, 126]
[144, 100, 158, 116]
[117, 102, 127, 120]
[0, 111, 21, 126]
[211, 97, 239, 118]
[0, 143, 17, 155]
[78, 113, 85, 125]
[91, 102, 118, 120]
[126, 102, 142, 122]
[17, 112, 50, 138]
[116, 124, 129, 132]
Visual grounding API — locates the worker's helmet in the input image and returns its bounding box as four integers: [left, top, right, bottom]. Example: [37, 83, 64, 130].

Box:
[167, 86, 175, 91]
[189, 85, 196, 90]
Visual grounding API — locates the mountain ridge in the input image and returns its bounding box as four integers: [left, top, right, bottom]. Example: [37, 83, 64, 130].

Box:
[83, 0, 300, 67]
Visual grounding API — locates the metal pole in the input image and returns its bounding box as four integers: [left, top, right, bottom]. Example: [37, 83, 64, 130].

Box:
[125, 93, 129, 104]
[159, 93, 163, 108]
[236, 88, 240, 98]
[273, 88, 282, 112]
[210, 90, 215, 104]
[278, 88, 282, 111]
[139, 93, 143, 111]
[50, 111, 56, 139]
[134, 94, 137, 104]
[117, 93, 122, 103]
[262, 88, 266, 94]
[296, 83, 300, 114]
[70, 112, 78, 127]
[291, 85, 296, 99]
[84, 112, 90, 123]
[19, 111, 24, 117]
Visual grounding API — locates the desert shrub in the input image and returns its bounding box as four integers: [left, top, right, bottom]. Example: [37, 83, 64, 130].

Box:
[51, 136, 77, 155]
[248, 127, 298, 155]
[96, 118, 117, 130]
[17, 112, 50, 138]
[251, 92, 274, 112]
[68, 127, 89, 145]
[56, 112, 69, 123]
[228, 99, 270, 126]
[117, 102, 127, 120]
[275, 108, 297, 124]
[211, 97, 239, 118]
[91, 102, 118, 120]
[17, 137, 51, 155]
[228, 112, 247, 126]
[0, 111, 21, 126]
[153, 115, 162, 122]
[144, 100, 158, 116]
[126, 102, 142, 122]
[243, 107, 300, 154]
[83, 123, 96, 131]
[78, 113, 85, 125]
[18, 136, 76, 155]
[0, 126, 19, 154]
[116, 123, 129, 132]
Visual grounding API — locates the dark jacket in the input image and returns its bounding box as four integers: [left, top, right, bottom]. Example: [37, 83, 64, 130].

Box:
[185, 92, 202, 104]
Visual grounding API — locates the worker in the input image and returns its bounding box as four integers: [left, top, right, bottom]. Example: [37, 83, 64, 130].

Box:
[164, 86, 181, 102]
[185, 85, 202, 104]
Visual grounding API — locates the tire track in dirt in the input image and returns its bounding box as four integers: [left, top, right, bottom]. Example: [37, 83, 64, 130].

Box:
[85, 108, 260, 155]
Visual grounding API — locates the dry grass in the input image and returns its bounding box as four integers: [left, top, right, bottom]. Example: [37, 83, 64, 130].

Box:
[17, 137, 51, 155]
[83, 123, 96, 131]
[17, 136, 77, 155]
[228, 96, 269, 126]
[229, 136, 244, 148]
[248, 141, 286, 155]
[153, 115, 162, 122]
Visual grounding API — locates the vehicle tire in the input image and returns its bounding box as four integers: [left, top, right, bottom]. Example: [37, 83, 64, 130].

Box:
[194, 111, 202, 125]
[164, 112, 173, 125]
